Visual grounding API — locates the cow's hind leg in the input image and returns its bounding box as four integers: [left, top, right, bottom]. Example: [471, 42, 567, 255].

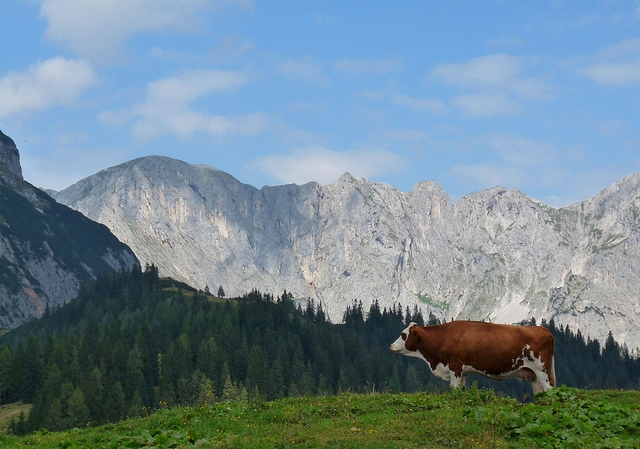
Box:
[533, 370, 553, 393]
[531, 377, 543, 394]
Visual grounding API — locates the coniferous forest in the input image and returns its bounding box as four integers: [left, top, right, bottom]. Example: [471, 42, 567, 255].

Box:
[1, 265, 639, 434]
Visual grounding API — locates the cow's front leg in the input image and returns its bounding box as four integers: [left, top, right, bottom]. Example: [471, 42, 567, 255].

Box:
[449, 373, 465, 389]
[448, 364, 466, 389]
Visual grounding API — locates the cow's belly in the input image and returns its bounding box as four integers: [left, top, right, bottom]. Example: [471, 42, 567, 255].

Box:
[462, 350, 552, 386]
[429, 362, 531, 382]
[462, 364, 534, 381]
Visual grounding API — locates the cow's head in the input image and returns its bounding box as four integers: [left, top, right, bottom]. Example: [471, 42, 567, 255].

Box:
[390, 322, 421, 355]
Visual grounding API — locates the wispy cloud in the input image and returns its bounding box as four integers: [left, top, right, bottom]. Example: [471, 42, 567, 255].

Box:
[451, 93, 518, 117]
[278, 59, 330, 85]
[249, 145, 406, 186]
[150, 34, 255, 64]
[584, 61, 640, 85]
[39, 0, 253, 62]
[447, 133, 563, 195]
[391, 94, 447, 114]
[0, 57, 95, 117]
[484, 36, 522, 48]
[582, 38, 640, 86]
[428, 54, 549, 117]
[430, 54, 548, 100]
[333, 58, 402, 76]
[101, 69, 268, 139]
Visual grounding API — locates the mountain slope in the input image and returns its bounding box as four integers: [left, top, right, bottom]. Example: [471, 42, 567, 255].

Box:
[54, 156, 640, 349]
[0, 131, 138, 329]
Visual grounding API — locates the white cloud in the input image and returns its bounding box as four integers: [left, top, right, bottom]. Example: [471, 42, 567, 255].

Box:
[0, 57, 95, 117]
[333, 58, 402, 76]
[451, 93, 517, 117]
[430, 54, 547, 100]
[484, 36, 522, 48]
[149, 33, 256, 64]
[105, 69, 268, 139]
[249, 145, 406, 186]
[583, 60, 640, 86]
[278, 59, 330, 85]
[447, 133, 561, 194]
[582, 39, 640, 86]
[448, 164, 520, 190]
[39, 0, 252, 62]
[144, 69, 248, 104]
[596, 119, 627, 135]
[428, 54, 549, 117]
[431, 54, 522, 86]
[596, 38, 640, 59]
[483, 133, 556, 166]
[391, 94, 447, 114]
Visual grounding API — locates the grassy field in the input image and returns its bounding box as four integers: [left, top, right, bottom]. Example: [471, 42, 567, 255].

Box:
[0, 403, 31, 433]
[0, 386, 638, 448]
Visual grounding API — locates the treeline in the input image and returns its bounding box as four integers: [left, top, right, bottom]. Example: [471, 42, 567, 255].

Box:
[0, 265, 638, 434]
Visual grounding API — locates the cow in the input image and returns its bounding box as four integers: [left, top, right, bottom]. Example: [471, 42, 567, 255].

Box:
[390, 321, 556, 393]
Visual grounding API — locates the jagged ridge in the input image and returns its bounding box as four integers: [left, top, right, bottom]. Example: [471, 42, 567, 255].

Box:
[54, 155, 640, 349]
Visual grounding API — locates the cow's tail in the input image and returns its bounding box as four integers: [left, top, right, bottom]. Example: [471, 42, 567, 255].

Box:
[549, 355, 556, 387]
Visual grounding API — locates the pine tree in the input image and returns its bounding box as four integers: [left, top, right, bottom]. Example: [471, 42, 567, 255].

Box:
[66, 386, 90, 428]
[83, 366, 104, 423]
[128, 390, 145, 418]
[221, 373, 238, 402]
[195, 375, 215, 407]
[245, 345, 269, 398]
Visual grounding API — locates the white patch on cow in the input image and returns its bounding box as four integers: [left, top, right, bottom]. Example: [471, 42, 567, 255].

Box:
[501, 347, 553, 393]
[389, 322, 418, 354]
[432, 362, 451, 382]
[389, 334, 407, 353]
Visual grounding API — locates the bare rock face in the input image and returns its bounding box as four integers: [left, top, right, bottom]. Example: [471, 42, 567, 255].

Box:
[0, 132, 138, 329]
[55, 156, 640, 349]
[0, 131, 22, 180]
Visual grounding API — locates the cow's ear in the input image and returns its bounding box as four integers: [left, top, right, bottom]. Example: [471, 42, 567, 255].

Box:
[411, 328, 419, 342]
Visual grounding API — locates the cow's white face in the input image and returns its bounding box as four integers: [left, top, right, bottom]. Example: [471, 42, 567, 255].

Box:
[390, 322, 419, 355]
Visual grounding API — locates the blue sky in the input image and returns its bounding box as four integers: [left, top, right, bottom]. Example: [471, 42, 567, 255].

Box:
[1, 1, 640, 206]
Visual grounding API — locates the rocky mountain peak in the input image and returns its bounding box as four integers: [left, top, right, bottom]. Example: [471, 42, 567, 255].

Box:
[0, 132, 138, 331]
[54, 156, 640, 350]
[0, 130, 23, 180]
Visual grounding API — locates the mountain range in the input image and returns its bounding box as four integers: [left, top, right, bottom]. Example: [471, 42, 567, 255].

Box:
[52, 154, 640, 350]
[0, 131, 137, 330]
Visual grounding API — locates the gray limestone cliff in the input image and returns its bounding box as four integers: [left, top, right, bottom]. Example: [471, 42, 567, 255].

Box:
[0, 130, 138, 329]
[0, 131, 22, 180]
[54, 155, 640, 349]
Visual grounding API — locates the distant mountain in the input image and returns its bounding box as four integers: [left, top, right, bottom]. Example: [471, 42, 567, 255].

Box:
[54, 155, 640, 349]
[0, 131, 138, 329]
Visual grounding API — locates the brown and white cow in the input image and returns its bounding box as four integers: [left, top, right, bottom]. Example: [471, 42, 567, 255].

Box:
[390, 321, 556, 393]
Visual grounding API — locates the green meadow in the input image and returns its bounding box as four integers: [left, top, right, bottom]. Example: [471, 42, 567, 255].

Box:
[1, 386, 638, 448]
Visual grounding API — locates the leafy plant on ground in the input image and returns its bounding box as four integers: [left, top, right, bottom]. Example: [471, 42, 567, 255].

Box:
[1, 387, 639, 449]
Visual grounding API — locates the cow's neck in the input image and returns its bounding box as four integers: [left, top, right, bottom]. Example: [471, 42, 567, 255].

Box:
[415, 325, 445, 372]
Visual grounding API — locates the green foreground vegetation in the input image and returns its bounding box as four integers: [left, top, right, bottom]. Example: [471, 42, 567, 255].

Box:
[0, 386, 639, 448]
